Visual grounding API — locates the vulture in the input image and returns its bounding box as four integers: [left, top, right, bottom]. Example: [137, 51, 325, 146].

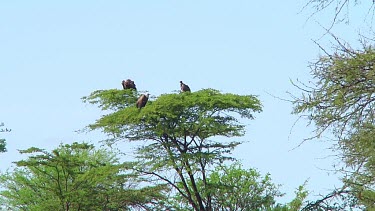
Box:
[122, 79, 137, 90]
[136, 93, 150, 109]
[180, 81, 191, 92]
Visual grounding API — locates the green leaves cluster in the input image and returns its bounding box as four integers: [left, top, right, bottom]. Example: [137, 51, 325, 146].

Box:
[82, 89, 139, 111]
[292, 44, 375, 209]
[340, 124, 375, 208]
[0, 142, 168, 211]
[87, 88, 261, 140]
[0, 139, 5, 153]
[204, 163, 283, 211]
[172, 162, 309, 211]
[293, 47, 375, 137]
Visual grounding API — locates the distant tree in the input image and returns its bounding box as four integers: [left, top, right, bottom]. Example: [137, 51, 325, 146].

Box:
[170, 162, 309, 211]
[202, 162, 283, 210]
[173, 162, 284, 210]
[83, 88, 262, 211]
[292, 39, 375, 209]
[0, 122, 11, 153]
[0, 142, 168, 211]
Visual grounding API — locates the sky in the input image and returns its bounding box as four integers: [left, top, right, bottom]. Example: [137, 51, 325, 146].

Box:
[0, 1, 372, 204]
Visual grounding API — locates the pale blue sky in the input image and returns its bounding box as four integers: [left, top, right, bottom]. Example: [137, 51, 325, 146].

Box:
[0, 1, 371, 203]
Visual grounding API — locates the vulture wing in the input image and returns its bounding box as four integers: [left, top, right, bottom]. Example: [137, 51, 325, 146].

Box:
[136, 94, 149, 108]
[180, 81, 191, 92]
[121, 80, 126, 89]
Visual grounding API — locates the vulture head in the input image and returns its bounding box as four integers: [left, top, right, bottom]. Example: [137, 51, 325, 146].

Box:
[180, 81, 191, 92]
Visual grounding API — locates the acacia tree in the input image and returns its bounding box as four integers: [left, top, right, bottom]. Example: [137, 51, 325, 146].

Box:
[292, 41, 375, 209]
[83, 88, 262, 210]
[0, 142, 168, 211]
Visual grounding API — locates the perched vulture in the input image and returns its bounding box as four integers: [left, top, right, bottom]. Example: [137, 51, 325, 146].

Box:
[180, 81, 191, 92]
[122, 79, 137, 90]
[136, 93, 150, 108]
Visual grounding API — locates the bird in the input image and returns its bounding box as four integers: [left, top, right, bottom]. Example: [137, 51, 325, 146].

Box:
[122, 79, 137, 90]
[136, 93, 150, 108]
[180, 81, 191, 92]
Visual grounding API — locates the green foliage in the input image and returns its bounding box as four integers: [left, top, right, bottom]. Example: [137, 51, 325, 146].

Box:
[0, 142, 168, 211]
[340, 124, 375, 209]
[82, 88, 139, 111]
[292, 47, 375, 137]
[287, 183, 309, 211]
[341, 124, 375, 173]
[84, 88, 262, 210]
[272, 183, 309, 211]
[172, 163, 309, 211]
[203, 162, 284, 211]
[0, 139, 5, 153]
[292, 44, 375, 209]
[87, 89, 261, 140]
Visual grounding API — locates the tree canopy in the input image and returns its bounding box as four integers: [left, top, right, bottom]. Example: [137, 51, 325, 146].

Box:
[292, 41, 375, 210]
[195, 162, 284, 211]
[0, 142, 168, 211]
[84, 88, 262, 210]
[292, 44, 375, 138]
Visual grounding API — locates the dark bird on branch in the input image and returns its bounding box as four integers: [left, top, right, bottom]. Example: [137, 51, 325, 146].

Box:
[180, 81, 191, 92]
[122, 79, 137, 90]
[136, 93, 150, 108]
